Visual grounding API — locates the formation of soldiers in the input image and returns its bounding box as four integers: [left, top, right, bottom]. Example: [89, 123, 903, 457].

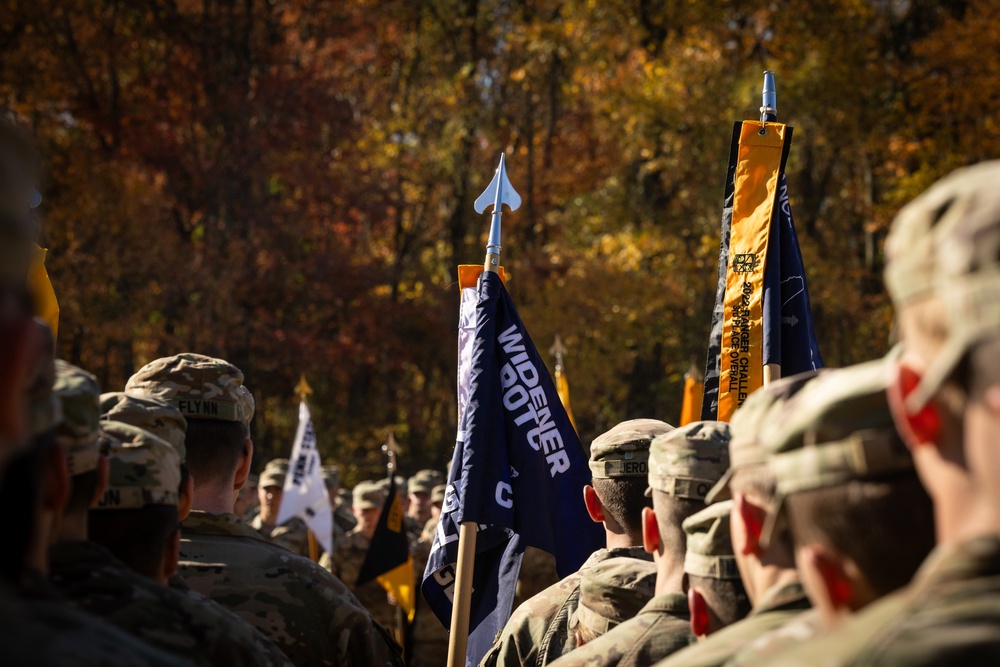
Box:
[2, 105, 1000, 667]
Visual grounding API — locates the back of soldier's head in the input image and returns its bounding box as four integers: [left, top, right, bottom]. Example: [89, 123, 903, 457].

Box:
[884, 160, 1000, 409]
[589, 419, 673, 534]
[646, 421, 730, 559]
[683, 501, 750, 634]
[768, 357, 935, 601]
[125, 353, 253, 489]
[89, 421, 181, 580]
[53, 360, 102, 515]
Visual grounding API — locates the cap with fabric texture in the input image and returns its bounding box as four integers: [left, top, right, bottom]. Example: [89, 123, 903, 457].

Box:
[683, 500, 740, 580]
[53, 360, 101, 475]
[706, 370, 822, 504]
[94, 420, 181, 509]
[431, 484, 447, 505]
[590, 419, 674, 479]
[647, 421, 730, 500]
[100, 392, 187, 462]
[766, 356, 915, 499]
[260, 458, 290, 488]
[353, 480, 386, 509]
[321, 464, 341, 487]
[884, 160, 1000, 411]
[411, 469, 445, 494]
[27, 322, 59, 437]
[569, 557, 657, 635]
[124, 353, 255, 425]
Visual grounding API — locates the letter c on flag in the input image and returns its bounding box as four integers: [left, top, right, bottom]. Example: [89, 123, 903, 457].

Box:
[495, 482, 513, 509]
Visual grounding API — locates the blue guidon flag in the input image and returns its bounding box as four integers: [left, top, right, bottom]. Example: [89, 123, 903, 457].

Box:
[422, 270, 604, 666]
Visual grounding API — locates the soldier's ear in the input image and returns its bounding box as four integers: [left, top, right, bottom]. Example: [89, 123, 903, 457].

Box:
[688, 588, 710, 639]
[733, 493, 764, 556]
[887, 362, 941, 449]
[233, 436, 253, 493]
[641, 506, 659, 555]
[178, 473, 194, 522]
[583, 485, 605, 523]
[799, 544, 854, 615]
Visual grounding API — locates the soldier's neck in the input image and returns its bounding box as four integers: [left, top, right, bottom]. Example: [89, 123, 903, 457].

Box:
[605, 527, 643, 550]
[192, 483, 238, 515]
[654, 554, 685, 596]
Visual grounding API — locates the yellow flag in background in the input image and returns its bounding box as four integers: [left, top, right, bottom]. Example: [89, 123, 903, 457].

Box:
[554, 367, 576, 431]
[679, 370, 704, 426]
[27, 245, 59, 338]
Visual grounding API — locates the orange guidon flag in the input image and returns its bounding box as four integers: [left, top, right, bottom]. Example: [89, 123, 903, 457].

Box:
[716, 121, 786, 422]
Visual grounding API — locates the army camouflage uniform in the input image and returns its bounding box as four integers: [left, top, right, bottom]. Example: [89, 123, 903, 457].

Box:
[180, 511, 403, 667]
[550, 422, 734, 667]
[568, 557, 657, 643]
[724, 609, 825, 667]
[126, 353, 403, 667]
[768, 161, 1000, 666]
[480, 418, 674, 667]
[410, 536, 449, 667]
[251, 458, 311, 557]
[50, 540, 293, 667]
[651, 581, 811, 667]
[321, 480, 400, 631]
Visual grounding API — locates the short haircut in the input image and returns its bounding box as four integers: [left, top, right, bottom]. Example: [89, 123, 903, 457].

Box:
[689, 573, 751, 630]
[182, 418, 248, 488]
[651, 491, 703, 559]
[785, 474, 935, 598]
[592, 476, 652, 535]
[65, 470, 99, 516]
[88, 506, 179, 579]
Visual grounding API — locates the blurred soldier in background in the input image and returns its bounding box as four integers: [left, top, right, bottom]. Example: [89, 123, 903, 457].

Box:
[250, 458, 310, 557]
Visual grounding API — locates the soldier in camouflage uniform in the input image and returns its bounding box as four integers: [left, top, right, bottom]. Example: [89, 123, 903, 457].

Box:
[550, 421, 732, 667]
[408, 468, 445, 525]
[322, 480, 402, 630]
[568, 557, 657, 647]
[99, 391, 193, 522]
[769, 161, 1000, 666]
[410, 505, 450, 667]
[250, 457, 311, 556]
[480, 419, 672, 667]
[726, 357, 935, 666]
[649, 376, 819, 667]
[52, 418, 294, 667]
[323, 463, 356, 545]
[126, 353, 404, 667]
[682, 501, 750, 641]
[419, 483, 446, 542]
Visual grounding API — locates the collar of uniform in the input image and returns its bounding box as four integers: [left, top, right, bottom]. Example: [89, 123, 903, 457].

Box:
[638, 591, 689, 616]
[182, 510, 268, 541]
[750, 580, 811, 616]
[580, 545, 653, 571]
[49, 540, 121, 571]
[909, 534, 1000, 593]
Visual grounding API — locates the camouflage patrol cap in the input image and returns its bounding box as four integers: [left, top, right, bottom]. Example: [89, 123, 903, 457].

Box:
[259, 458, 290, 488]
[27, 321, 59, 437]
[353, 480, 386, 509]
[431, 484, 447, 505]
[766, 356, 914, 500]
[590, 419, 674, 479]
[884, 161, 1000, 411]
[410, 469, 445, 494]
[94, 420, 181, 509]
[124, 353, 255, 425]
[53, 360, 101, 475]
[706, 371, 822, 504]
[321, 464, 341, 488]
[647, 421, 730, 501]
[394, 475, 408, 495]
[100, 392, 187, 462]
[569, 557, 657, 636]
[683, 500, 740, 580]
[337, 487, 352, 507]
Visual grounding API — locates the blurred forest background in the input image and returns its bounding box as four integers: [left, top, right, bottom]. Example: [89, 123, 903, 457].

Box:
[1, 0, 995, 483]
